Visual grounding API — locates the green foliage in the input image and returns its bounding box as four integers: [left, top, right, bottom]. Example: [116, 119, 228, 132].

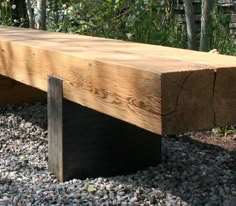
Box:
[87, 184, 96, 193]
[0, 0, 27, 27]
[47, 0, 184, 48]
[211, 7, 236, 56]
[0, 0, 13, 25]
[212, 125, 236, 136]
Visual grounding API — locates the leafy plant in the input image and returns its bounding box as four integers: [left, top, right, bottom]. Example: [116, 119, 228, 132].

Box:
[0, 0, 27, 27]
[211, 6, 236, 55]
[0, 0, 13, 25]
[47, 0, 184, 48]
[212, 125, 236, 136]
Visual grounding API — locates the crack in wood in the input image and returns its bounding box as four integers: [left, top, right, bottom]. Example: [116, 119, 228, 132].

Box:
[212, 71, 217, 127]
[162, 72, 193, 116]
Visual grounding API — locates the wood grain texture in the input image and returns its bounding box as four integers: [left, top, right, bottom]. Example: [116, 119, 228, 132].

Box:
[161, 70, 215, 134]
[213, 68, 236, 127]
[48, 76, 63, 182]
[0, 26, 235, 135]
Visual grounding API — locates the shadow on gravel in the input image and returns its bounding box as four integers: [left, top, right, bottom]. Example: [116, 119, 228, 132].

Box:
[110, 134, 236, 205]
[1, 101, 236, 205]
[172, 134, 236, 170]
[0, 100, 47, 130]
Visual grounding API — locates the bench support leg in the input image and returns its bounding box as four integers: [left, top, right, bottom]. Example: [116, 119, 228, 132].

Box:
[48, 76, 162, 182]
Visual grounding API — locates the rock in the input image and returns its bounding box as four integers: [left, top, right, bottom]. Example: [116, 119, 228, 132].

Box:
[129, 196, 137, 203]
[24, 122, 32, 128]
[105, 184, 113, 191]
[150, 196, 156, 204]
[118, 191, 126, 196]
[232, 190, 236, 196]
[118, 184, 124, 190]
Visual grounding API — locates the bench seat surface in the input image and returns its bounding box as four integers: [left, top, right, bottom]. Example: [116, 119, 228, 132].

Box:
[0, 26, 236, 135]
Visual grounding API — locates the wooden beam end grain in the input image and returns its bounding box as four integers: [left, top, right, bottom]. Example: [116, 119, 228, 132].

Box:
[213, 67, 236, 127]
[161, 70, 216, 135]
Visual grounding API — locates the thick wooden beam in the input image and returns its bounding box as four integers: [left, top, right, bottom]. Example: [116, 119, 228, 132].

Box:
[0, 75, 46, 105]
[161, 70, 215, 134]
[0, 26, 235, 135]
[213, 68, 236, 127]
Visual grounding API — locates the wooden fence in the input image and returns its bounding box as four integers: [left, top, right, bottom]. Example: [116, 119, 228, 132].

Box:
[173, 0, 236, 43]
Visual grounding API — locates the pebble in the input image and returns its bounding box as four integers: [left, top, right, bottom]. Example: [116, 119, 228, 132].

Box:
[0, 101, 235, 205]
[232, 190, 236, 196]
[105, 184, 112, 191]
[24, 122, 33, 128]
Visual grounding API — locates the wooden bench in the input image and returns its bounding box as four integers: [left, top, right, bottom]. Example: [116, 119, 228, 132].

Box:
[0, 26, 236, 181]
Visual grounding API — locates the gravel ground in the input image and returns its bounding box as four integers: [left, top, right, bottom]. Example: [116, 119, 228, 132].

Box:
[0, 101, 235, 206]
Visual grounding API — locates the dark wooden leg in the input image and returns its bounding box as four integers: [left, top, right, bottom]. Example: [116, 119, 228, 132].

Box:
[48, 76, 64, 181]
[48, 76, 162, 182]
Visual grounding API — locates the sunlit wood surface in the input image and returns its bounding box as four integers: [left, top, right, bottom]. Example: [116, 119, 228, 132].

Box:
[0, 26, 235, 135]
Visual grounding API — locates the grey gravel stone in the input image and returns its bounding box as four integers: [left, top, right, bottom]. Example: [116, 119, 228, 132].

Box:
[24, 122, 33, 128]
[232, 190, 236, 196]
[0, 101, 235, 205]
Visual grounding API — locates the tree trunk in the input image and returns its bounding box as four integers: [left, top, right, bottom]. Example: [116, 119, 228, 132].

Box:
[199, 0, 215, 51]
[25, 0, 34, 28]
[36, 0, 46, 30]
[11, 0, 27, 27]
[182, 0, 197, 50]
[49, 0, 59, 25]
